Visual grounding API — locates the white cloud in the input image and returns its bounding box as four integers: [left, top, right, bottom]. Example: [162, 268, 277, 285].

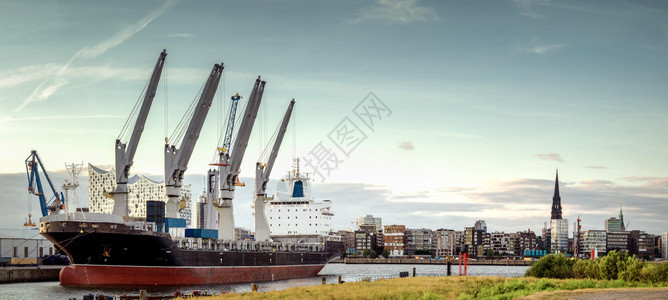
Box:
[0, 64, 62, 88]
[1, 0, 178, 125]
[522, 36, 566, 55]
[535, 153, 566, 163]
[526, 43, 566, 55]
[354, 0, 439, 24]
[514, 0, 551, 19]
[398, 141, 415, 150]
[167, 33, 194, 38]
[6, 115, 124, 122]
[80, 0, 178, 58]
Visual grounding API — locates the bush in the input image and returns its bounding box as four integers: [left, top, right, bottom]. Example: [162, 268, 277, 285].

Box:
[619, 257, 644, 281]
[572, 259, 601, 279]
[638, 261, 668, 283]
[598, 250, 630, 280]
[382, 248, 390, 259]
[535, 278, 556, 290]
[525, 254, 575, 279]
[526, 250, 668, 283]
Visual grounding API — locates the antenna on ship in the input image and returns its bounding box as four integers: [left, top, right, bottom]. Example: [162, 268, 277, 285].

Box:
[294, 157, 300, 177]
[62, 162, 83, 215]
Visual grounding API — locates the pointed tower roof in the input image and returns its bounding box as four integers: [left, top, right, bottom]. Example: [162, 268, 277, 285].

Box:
[551, 169, 562, 219]
[619, 204, 625, 231]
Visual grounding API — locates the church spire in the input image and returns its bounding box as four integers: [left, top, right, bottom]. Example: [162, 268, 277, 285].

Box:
[551, 169, 562, 219]
[620, 204, 625, 231]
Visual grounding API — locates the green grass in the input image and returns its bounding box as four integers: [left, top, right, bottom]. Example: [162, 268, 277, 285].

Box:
[458, 277, 665, 300]
[191, 252, 668, 299]
[525, 251, 668, 282]
[190, 276, 666, 300]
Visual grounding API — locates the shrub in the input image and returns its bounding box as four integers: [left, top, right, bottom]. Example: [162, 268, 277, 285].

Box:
[525, 250, 668, 283]
[584, 259, 601, 280]
[535, 278, 556, 290]
[525, 254, 574, 279]
[382, 248, 390, 259]
[598, 250, 630, 280]
[619, 257, 644, 282]
[639, 261, 668, 283]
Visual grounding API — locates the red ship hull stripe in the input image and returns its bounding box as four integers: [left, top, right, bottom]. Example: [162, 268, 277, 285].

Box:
[59, 264, 326, 286]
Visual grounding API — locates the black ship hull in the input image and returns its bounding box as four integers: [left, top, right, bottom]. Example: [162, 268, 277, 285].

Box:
[40, 219, 342, 286]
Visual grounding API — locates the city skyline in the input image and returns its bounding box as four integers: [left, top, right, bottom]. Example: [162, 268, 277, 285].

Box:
[1, 1, 666, 234]
[1, 167, 663, 236]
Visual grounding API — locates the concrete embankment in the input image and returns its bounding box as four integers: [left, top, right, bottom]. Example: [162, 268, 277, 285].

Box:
[0, 266, 63, 283]
[330, 258, 534, 266]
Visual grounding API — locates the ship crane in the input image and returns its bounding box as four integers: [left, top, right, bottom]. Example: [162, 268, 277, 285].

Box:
[220, 93, 241, 157]
[25, 150, 64, 217]
[164, 63, 224, 218]
[112, 49, 167, 216]
[254, 99, 295, 242]
[201, 93, 243, 230]
[215, 77, 266, 240]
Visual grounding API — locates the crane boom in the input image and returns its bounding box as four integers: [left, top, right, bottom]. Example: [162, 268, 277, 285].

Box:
[112, 50, 167, 216]
[229, 78, 265, 176]
[255, 99, 295, 195]
[254, 99, 295, 241]
[215, 76, 265, 240]
[25, 150, 64, 217]
[165, 63, 224, 217]
[221, 94, 241, 154]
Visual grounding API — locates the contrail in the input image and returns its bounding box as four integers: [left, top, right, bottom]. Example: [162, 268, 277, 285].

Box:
[1, 0, 178, 125]
[6, 115, 124, 122]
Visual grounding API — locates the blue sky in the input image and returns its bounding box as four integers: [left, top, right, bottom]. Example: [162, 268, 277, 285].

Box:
[1, 0, 667, 234]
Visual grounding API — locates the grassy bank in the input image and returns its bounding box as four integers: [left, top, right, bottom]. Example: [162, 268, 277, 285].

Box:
[191, 276, 666, 300]
[191, 253, 667, 299]
[525, 251, 667, 282]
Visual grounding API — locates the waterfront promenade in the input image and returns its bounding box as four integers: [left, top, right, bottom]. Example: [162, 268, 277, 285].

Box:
[331, 257, 534, 266]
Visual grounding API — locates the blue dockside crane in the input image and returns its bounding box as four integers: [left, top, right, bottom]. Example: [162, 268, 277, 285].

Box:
[25, 150, 64, 217]
[221, 93, 241, 155]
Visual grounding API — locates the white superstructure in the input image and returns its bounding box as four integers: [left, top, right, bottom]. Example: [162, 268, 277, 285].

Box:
[88, 164, 191, 224]
[263, 159, 333, 242]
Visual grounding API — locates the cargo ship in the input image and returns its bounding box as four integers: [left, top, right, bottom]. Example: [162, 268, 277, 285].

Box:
[35, 50, 343, 286]
[39, 213, 342, 286]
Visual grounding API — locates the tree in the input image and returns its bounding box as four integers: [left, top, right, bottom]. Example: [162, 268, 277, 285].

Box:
[370, 250, 378, 258]
[382, 248, 390, 258]
[362, 249, 370, 257]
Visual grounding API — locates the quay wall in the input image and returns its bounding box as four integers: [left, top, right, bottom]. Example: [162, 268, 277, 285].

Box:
[330, 258, 533, 266]
[0, 266, 63, 283]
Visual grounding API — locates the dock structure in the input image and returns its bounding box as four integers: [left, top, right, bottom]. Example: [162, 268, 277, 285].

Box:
[0, 266, 63, 283]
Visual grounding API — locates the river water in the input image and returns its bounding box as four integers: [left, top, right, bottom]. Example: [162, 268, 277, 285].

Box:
[0, 264, 530, 299]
